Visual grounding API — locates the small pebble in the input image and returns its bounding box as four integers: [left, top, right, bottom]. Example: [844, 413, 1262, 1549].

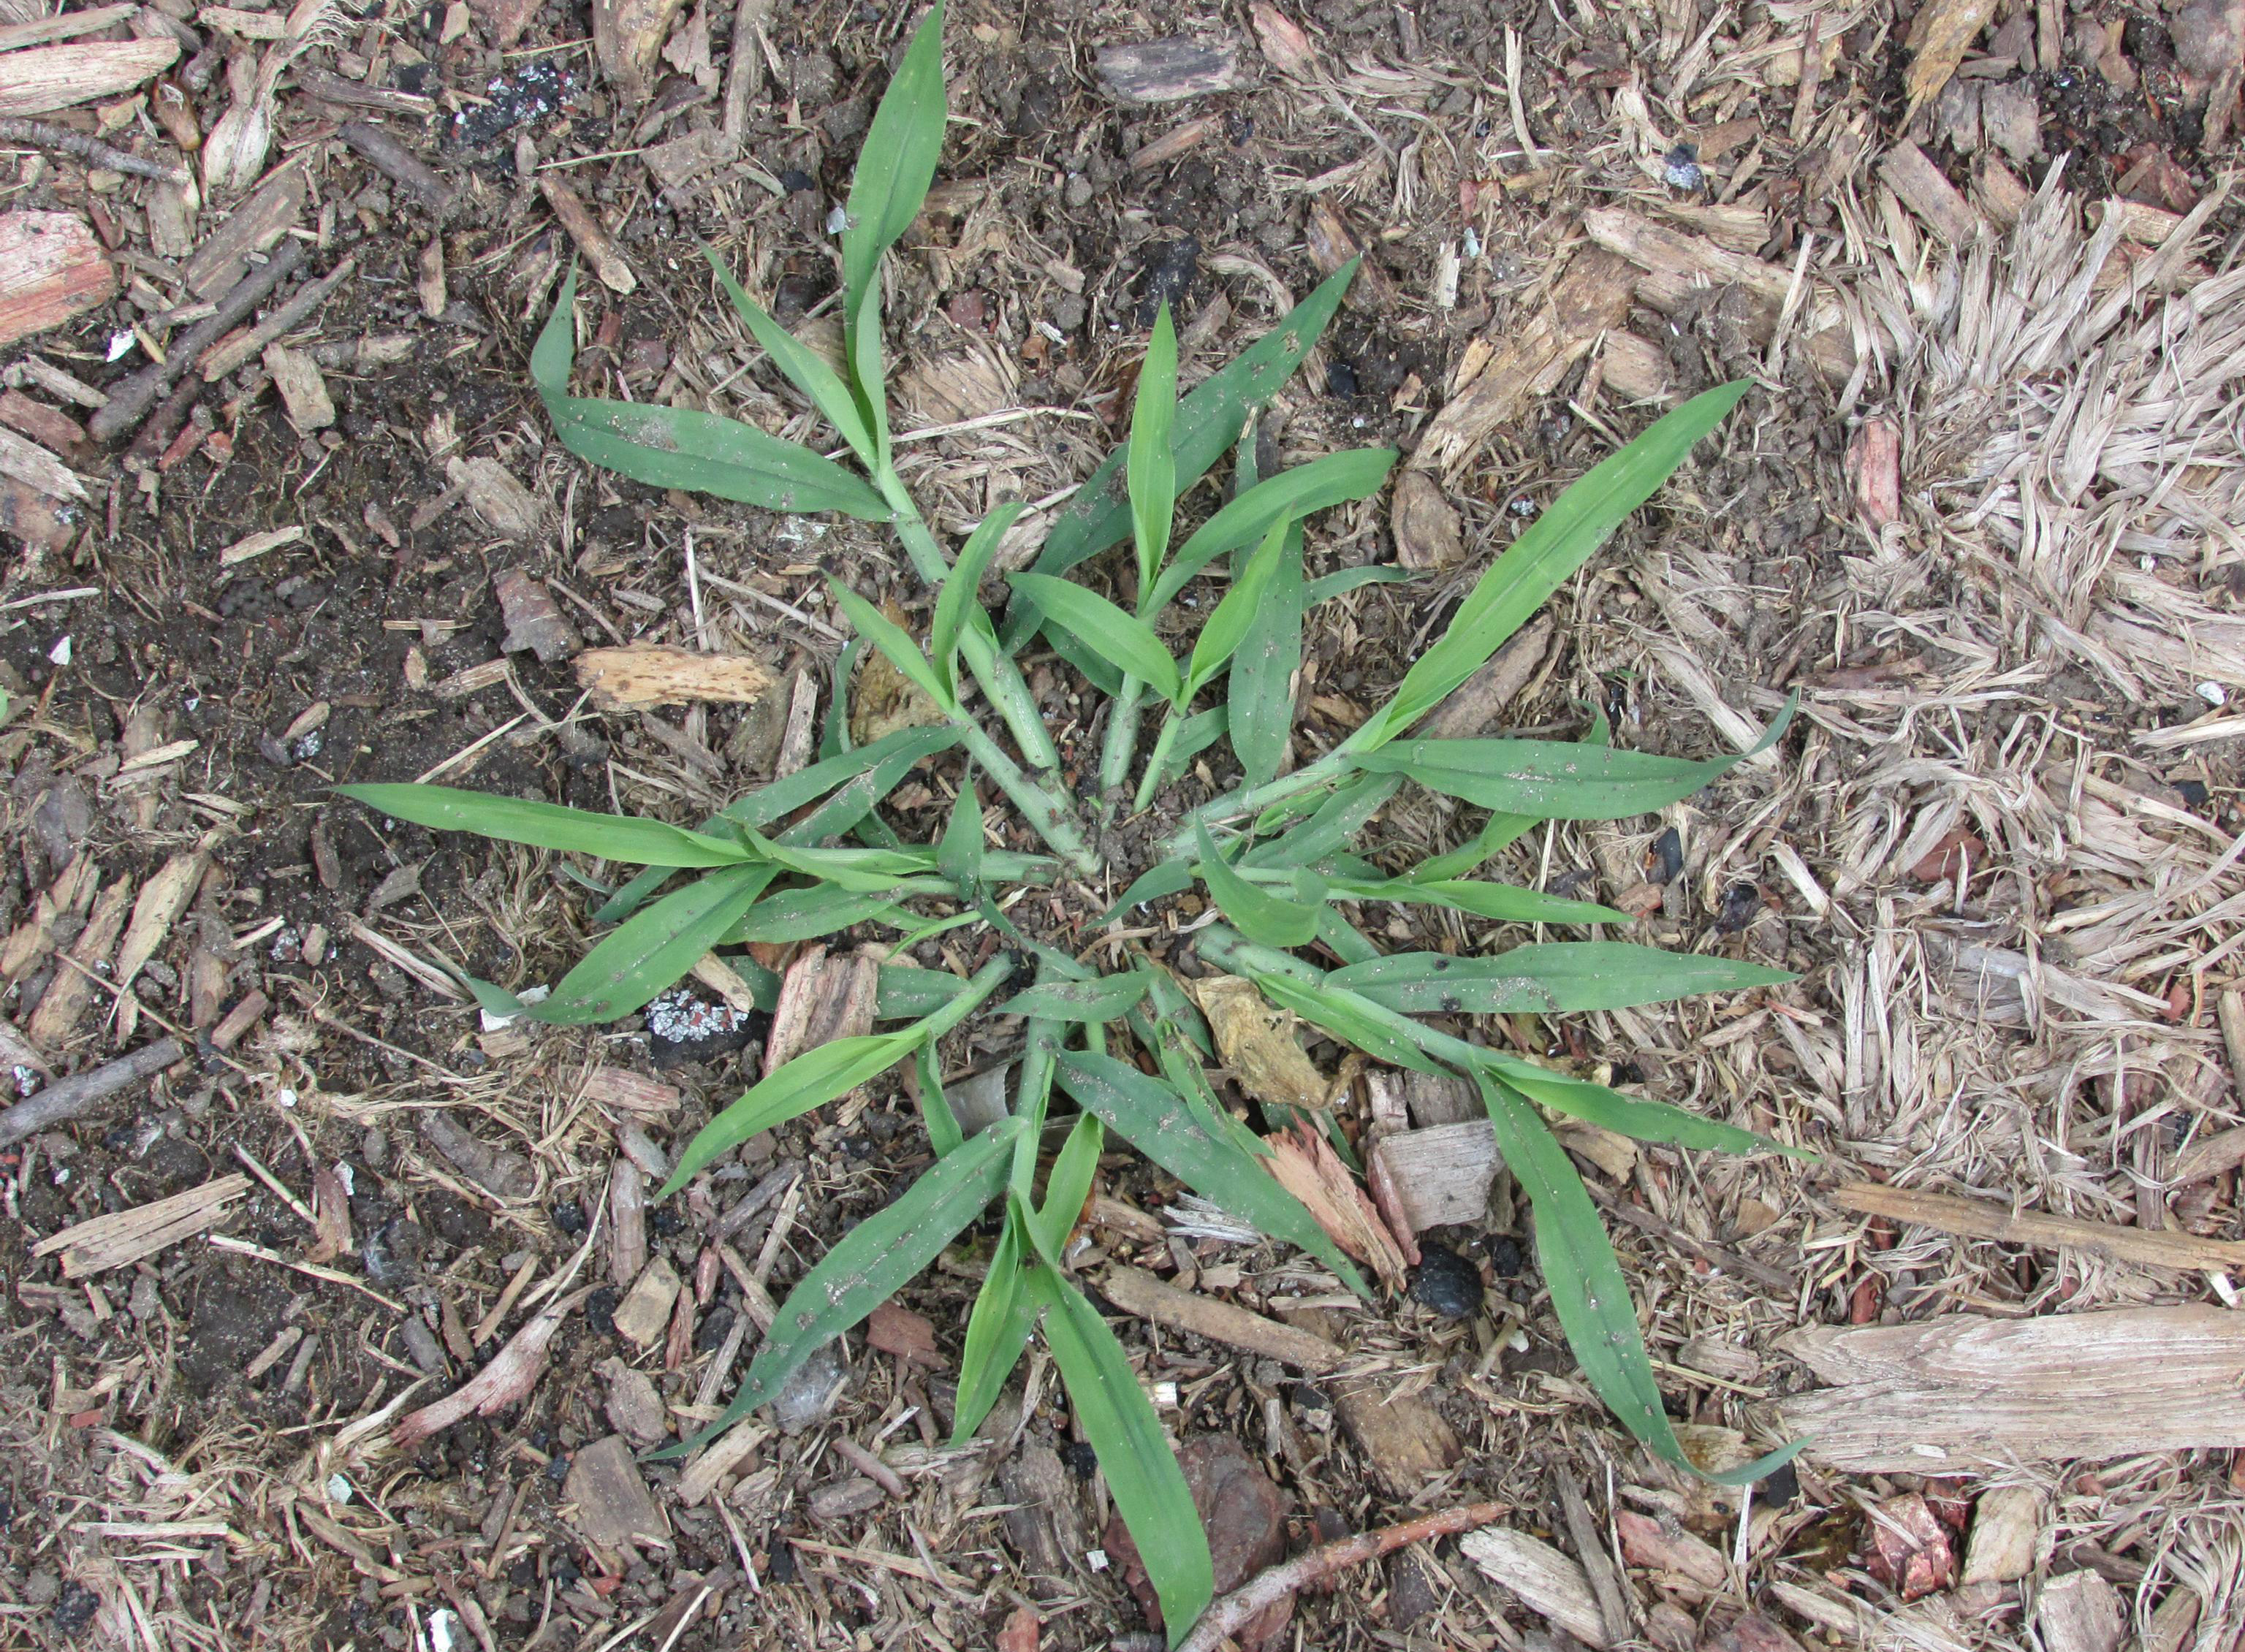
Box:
[1408, 1241, 1484, 1319]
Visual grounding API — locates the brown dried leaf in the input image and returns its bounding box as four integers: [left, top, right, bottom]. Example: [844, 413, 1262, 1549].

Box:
[1391, 470, 1462, 569]
[1192, 973, 1337, 1112]
[866, 1301, 943, 1368]
[574, 643, 774, 710]
[850, 604, 946, 743]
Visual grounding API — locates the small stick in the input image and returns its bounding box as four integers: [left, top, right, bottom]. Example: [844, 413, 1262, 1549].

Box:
[540, 175, 637, 294]
[0, 116, 189, 183]
[1174, 1501, 1509, 1652]
[90, 240, 305, 442]
[0, 1037, 186, 1148]
[338, 120, 456, 218]
[199, 254, 357, 381]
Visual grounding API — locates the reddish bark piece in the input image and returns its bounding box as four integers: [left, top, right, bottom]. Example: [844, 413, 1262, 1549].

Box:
[1617, 1510, 1728, 1588]
[1864, 1492, 1956, 1602]
[1701, 1614, 1807, 1652]
[1850, 417, 1902, 529]
[0, 213, 115, 350]
[1910, 829, 1984, 883]
[1106, 1435, 1294, 1646]
[865, 1302, 943, 1369]
[997, 1605, 1039, 1652]
[493, 569, 580, 663]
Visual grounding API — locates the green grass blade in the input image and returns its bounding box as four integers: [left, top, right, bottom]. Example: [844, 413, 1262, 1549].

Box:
[1241, 773, 1399, 869]
[1026, 1260, 1213, 1643]
[1146, 447, 1397, 615]
[1008, 573, 1180, 701]
[951, 1199, 1035, 1442]
[1183, 517, 1286, 700]
[875, 964, 977, 1019]
[1014, 258, 1360, 626]
[1474, 1074, 1801, 1483]
[1167, 704, 1228, 775]
[1330, 943, 1793, 1013]
[913, 1040, 964, 1157]
[742, 831, 934, 892]
[533, 269, 891, 520]
[1128, 303, 1178, 595]
[1478, 1050, 1786, 1157]
[1403, 810, 1538, 883]
[827, 579, 958, 716]
[1031, 1112, 1103, 1258]
[1314, 903, 1382, 966]
[702, 247, 875, 464]
[1355, 698, 1794, 819]
[840, 2, 946, 347]
[1350, 381, 1750, 752]
[1302, 564, 1414, 604]
[1242, 968, 1448, 1076]
[335, 784, 753, 868]
[931, 502, 1022, 699]
[661, 1028, 922, 1195]
[729, 884, 916, 944]
[1323, 877, 1630, 927]
[1041, 619, 1125, 696]
[994, 972, 1151, 1023]
[936, 783, 984, 890]
[658, 1116, 1017, 1458]
[1100, 858, 1195, 923]
[1196, 822, 1319, 948]
[1050, 1046, 1359, 1285]
[531, 864, 776, 1024]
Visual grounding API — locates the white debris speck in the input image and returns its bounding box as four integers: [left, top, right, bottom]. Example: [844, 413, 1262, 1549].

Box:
[1085, 1549, 1109, 1572]
[2197, 681, 2227, 707]
[53, 1165, 69, 1184]
[326, 1473, 354, 1504]
[1462, 227, 1482, 258]
[824, 203, 848, 235]
[479, 983, 551, 1032]
[645, 987, 748, 1047]
[48, 635, 70, 666]
[294, 728, 324, 761]
[11, 1065, 35, 1097]
[107, 330, 136, 362]
[423, 1607, 460, 1652]
[1152, 1380, 1179, 1407]
[336, 1162, 355, 1197]
[276, 1088, 297, 1108]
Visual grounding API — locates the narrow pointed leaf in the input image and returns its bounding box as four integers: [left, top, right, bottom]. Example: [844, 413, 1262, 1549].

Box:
[1183, 516, 1286, 699]
[1405, 810, 1538, 883]
[703, 248, 875, 463]
[1016, 258, 1359, 620]
[840, 1, 947, 341]
[913, 1040, 964, 1157]
[1032, 1112, 1103, 1257]
[1196, 822, 1319, 948]
[1302, 563, 1414, 604]
[658, 1116, 1017, 1458]
[1228, 521, 1304, 788]
[531, 864, 776, 1024]
[827, 579, 957, 715]
[1350, 381, 1751, 751]
[1330, 943, 1793, 1014]
[1128, 304, 1177, 595]
[662, 1027, 922, 1196]
[1321, 877, 1630, 927]
[335, 784, 753, 867]
[1026, 1260, 1213, 1642]
[936, 784, 984, 889]
[1146, 446, 1397, 615]
[729, 883, 917, 943]
[1475, 1073, 1800, 1485]
[931, 502, 1022, 697]
[951, 1200, 1034, 1442]
[1008, 573, 1180, 701]
[1051, 1046, 1359, 1285]
[533, 269, 890, 519]
[1355, 698, 1794, 819]
[994, 972, 1150, 1023]
[1243, 773, 1399, 869]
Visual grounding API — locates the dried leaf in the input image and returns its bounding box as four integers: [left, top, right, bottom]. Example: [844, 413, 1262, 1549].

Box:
[1191, 973, 1338, 1112]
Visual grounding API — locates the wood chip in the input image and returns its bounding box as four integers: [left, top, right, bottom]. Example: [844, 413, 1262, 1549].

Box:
[1777, 1306, 2245, 1470]
[1616, 1510, 1728, 1590]
[1460, 1528, 1613, 1647]
[1263, 1124, 1409, 1287]
[110, 847, 205, 1041]
[573, 643, 774, 709]
[492, 567, 577, 662]
[1961, 1486, 2043, 1585]
[539, 175, 637, 292]
[1368, 1122, 1504, 1238]
[457, 461, 550, 543]
[591, 0, 688, 106]
[1411, 249, 1638, 475]
[1421, 614, 1554, 739]
[585, 1065, 683, 1116]
[1831, 1181, 2245, 1273]
[32, 1173, 249, 1276]
[0, 387, 85, 450]
[0, 422, 84, 502]
[0, 39, 178, 116]
[2173, 1123, 2245, 1184]
[1389, 470, 1462, 569]
[1880, 140, 1981, 244]
[27, 874, 130, 1048]
[0, 212, 116, 350]
[392, 1287, 592, 1446]
[674, 1420, 767, 1507]
[1285, 1305, 1458, 1493]
[763, 944, 878, 1074]
[2037, 1572, 2125, 1652]
[0, 474, 78, 552]
[613, 1254, 683, 1348]
[419, 1112, 536, 1200]
[1093, 37, 1249, 103]
[563, 1434, 671, 1548]
[865, 1302, 943, 1368]
[181, 162, 305, 297]
[1101, 1263, 1346, 1373]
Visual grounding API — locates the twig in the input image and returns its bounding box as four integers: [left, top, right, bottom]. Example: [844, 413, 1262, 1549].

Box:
[0, 117, 188, 183]
[337, 121, 456, 218]
[199, 254, 358, 381]
[91, 242, 307, 443]
[1174, 1501, 1510, 1652]
[0, 1037, 185, 1147]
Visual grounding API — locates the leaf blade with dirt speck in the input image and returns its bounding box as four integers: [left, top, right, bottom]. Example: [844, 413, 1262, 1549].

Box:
[1128, 302, 1179, 596]
[526, 864, 778, 1024]
[1195, 822, 1320, 948]
[703, 245, 877, 465]
[951, 1199, 1035, 1442]
[335, 783, 757, 867]
[1007, 573, 1181, 701]
[931, 502, 1022, 701]
[1145, 446, 1397, 617]
[1330, 943, 1792, 1013]
[994, 972, 1152, 1023]
[1183, 516, 1288, 701]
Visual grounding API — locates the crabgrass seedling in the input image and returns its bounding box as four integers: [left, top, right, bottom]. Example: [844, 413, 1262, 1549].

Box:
[341, 6, 1806, 1638]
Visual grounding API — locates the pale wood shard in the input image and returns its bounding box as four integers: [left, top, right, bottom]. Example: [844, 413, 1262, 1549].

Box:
[1284, 1305, 1459, 1493]
[591, 0, 688, 106]
[1597, 330, 1676, 403]
[540, 175, 637, 292]
[0, 423, 83, 501]
[2037, 1572, 2125, 1652]
[0, 39, 179, 117]
[1905, 0, 2002, 115]
[2172, 1123, 2245, 1184]
[1960, 1485, 2043, 1585]
[392, 1287, 593, 1446]
[613, 1254, 683, 1348]
[1421, 614, 1554, 738]
[574, 644, 775, 710]
[181, 162, 305, 297]
[1460, 1528, 1612, 1648]
[563, 1434, 671, 1548]
[1411, 249, 1638, 476]
[1880, 141, 1982, 244]
[1192, 974, 1340, 1112]
[1367, 1122, 1504, 1236]
[1404, 1070, 1478, 1127]
[0, 212, 116, 350]
[419, 1112, 536, 1201]
[1777, 1306, 2245, 1471]
[1831, 1181, 2245, 1272]
[674, 1420, 767, 1507]
[763, 945, 878, 1074]
[1093, 38, 1249, 103]
[32, 1173, 250, 1276]
[27, 875, 130, 1048]
[110, 848, 207, 1042]
[1389, 470, 1462, 569]
[0, 473, 78, 551]
[1100, 1264, 1347, 1373]
[584, 1065, 683, 1116]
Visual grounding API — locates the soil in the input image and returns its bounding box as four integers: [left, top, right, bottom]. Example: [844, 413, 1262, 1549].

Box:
[3, 0, 2241, 1648]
